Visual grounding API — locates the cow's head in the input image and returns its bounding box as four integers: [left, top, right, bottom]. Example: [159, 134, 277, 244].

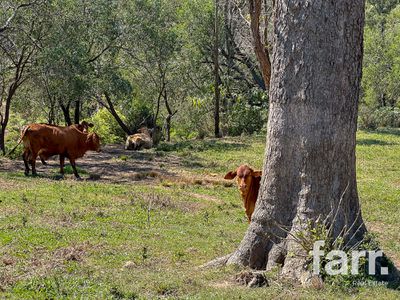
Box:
[137, 127, 151, 136]
[87, 132, 101, 152]
[224, 165, 262, 196]
[78, 121, 94, 133]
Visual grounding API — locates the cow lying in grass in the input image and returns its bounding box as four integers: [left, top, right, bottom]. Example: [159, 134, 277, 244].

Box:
[15, 123, 100, 179]
[224, 165, 262, 222]
[125, 127, 161, 151]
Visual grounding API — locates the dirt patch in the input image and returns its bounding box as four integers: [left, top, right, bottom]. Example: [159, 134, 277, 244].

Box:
[53, 244, 88, 262]
[0, 158, 20, 174]
[211, 281, 238, 289]
[0, 145, 175, 183]
[0, 145, 227, 186]
[68, 145, 176, 183]
[0, 242, 100, 291]
[184, 192, 223, 205]
[134, 193, 205, 213]
[0, 177, 25, 191]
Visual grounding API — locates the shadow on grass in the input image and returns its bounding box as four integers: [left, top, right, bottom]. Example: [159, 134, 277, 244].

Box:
[360, 128, 400, 137]
[357, 139, 396, 146]
[381, 255, 400, 290]
[181, 156, 205, 169]
[2, 172, 65, 181]
[375, 128, 400, 137]
[156, 139, 245, 153]
[1, 163, 88, 180]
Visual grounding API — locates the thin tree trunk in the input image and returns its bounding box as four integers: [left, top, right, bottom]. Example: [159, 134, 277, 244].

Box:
[248, 0, 272, 88]
[223, 0, 233, 112]
[42, 73, 57, 124]
[213, 0, 221, 138]
[163, 90, 176, 143]
[165, 115, 171, 142]
[221, 22, 266, 90]
[103, 93, 133, 135]
[221, 44, 266, 90]
[153, 83, 164, 126]
[0, 126, 5, 155]
[0, 84, 17, 154]
[47, 102, 55, 124]
[0, 28, 36, 155]
[74, 99, 80, 124]
[60, 101, 72, 126]
[226, 0, 369, 282]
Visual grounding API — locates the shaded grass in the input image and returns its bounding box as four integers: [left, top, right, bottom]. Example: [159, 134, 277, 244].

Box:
[157, 135, 265, 175]
[0, 129, 399, 299]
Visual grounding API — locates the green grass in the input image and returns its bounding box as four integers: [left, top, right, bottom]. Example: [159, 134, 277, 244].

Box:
[156, 135, 265, 174]
[0, 130, 399, 299]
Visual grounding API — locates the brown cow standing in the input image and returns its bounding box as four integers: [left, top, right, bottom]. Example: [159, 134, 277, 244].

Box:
[31, 121, 94, 165]
[20, 123, 100, 179]
[39, 121, 93, 133]
[224, 165, 262, 222]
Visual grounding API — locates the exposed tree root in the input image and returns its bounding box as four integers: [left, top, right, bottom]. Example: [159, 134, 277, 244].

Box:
[199, 254, 232, 269]
[202, 208, 400, 287]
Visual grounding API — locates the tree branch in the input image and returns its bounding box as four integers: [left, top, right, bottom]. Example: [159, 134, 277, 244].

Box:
[102, 92, 133, 135]
[87, 35, 120, 64]
[248, 0, 271, 88]
[0, 1, 37, 33]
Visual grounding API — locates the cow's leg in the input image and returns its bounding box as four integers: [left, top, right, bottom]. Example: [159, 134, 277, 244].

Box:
[59, 155, 65, 176]
[40, 156, 47, 165]
[38, 149, 48, 165]
[69, 158, 81, 180]
[22, 150, 30, 176]
[29, 151, 38, 176]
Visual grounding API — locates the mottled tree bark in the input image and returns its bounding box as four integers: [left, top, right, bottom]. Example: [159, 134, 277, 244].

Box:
[227, 0, 368, 281]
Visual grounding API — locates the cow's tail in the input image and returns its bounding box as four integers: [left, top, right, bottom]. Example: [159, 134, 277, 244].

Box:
[8, 125, 30, 156]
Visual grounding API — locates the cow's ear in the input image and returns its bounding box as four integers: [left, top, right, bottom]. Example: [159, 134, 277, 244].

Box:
[252, 171, 262, 178]
[88, 123, 94, 128]
[224, 171, 237, 180]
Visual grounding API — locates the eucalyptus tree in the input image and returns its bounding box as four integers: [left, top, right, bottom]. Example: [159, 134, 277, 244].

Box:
[121, 0, 183, 140]
[362, 0, 400, 108]
[209, 0, 398, 283]
[34, 0, 121, 125]
[0, 1, 44, 154]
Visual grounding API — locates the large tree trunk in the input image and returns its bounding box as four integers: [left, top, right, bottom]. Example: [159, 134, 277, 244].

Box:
[226, 0, 367, 281]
